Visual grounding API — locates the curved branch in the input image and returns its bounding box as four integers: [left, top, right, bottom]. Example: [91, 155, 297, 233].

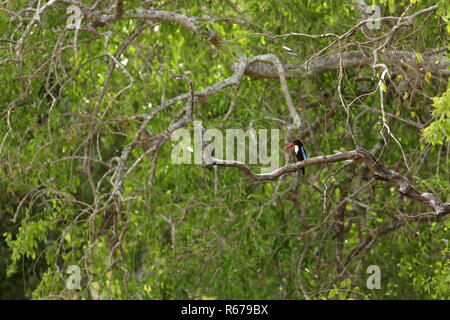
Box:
[240, 50, 450, 79]
[132, 54, 299, 125]
[204, 148, 450, 218]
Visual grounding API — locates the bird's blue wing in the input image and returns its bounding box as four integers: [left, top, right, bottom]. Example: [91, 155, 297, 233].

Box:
[301, 147, 307, 160]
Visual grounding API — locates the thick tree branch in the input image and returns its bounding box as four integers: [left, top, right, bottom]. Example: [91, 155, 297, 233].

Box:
[240, 50, 450, 79]
[204, 148, 450, 217]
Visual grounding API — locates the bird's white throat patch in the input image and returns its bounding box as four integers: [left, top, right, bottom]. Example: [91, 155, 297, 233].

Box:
[294, 145, 299, 154]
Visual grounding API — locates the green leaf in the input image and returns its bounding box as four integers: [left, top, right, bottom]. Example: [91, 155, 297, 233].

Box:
[415, 52, 424, 64]
[328, 288, 337, 298]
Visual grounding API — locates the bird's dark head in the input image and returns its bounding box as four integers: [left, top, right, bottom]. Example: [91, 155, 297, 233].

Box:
[283, 139, 304, 151]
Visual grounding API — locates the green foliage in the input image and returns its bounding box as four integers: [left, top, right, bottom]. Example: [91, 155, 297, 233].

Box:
[423, 0, 450, 145]
[420, 245, 450, 299]
[423, 82, 450, 145]
[0, 0, 449, 300]
[323, 278, 370, 300]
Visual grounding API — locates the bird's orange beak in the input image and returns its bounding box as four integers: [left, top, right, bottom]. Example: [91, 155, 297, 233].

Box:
[284, 143, 294, 150]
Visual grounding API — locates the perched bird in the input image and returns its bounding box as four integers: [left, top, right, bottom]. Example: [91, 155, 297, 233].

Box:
[284, 139, 307, 175]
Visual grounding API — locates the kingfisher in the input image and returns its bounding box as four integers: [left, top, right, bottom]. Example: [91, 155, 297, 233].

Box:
[284, 139, 307, 175]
